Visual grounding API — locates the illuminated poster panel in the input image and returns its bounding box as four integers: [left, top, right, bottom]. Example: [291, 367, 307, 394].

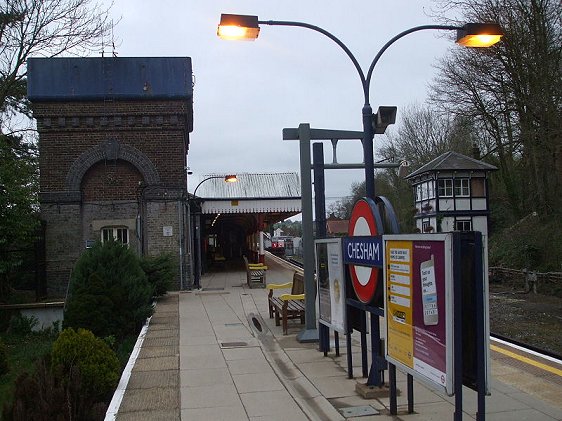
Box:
[315, 238, 346, 333]
[384, 234, 454, 395]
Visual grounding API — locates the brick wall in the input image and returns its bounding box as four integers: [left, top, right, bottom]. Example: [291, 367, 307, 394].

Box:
[33, 100, 190, 192]
[41, 202, 82, 297]
[34, 98, 192, 295]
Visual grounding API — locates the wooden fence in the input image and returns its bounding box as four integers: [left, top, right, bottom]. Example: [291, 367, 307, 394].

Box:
[489, 266, 562, 296]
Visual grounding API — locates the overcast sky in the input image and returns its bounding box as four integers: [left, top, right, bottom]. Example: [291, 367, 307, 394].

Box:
[104, 0, 457, 217]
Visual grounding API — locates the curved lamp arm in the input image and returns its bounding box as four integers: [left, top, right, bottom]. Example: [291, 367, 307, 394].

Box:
[259, 20, 367, 102]
[192, 174, 238, 198]
[365, 25, 460, 90]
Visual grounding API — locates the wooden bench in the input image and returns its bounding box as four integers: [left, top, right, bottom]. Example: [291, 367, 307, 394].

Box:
[243, 255, 267, 288]
[267, 272, 305, 335]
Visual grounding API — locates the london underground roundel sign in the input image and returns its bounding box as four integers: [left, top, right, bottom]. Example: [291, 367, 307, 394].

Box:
[347, 197, 383, 304]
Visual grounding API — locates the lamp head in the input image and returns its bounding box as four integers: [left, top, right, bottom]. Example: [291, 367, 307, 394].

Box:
[218, 14, 260, 40]
[224, 174, 238, 183]
[456, 23, 503, 47]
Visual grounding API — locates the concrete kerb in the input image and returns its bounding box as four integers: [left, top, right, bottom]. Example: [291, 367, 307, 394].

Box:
[105, 314, 153, 420]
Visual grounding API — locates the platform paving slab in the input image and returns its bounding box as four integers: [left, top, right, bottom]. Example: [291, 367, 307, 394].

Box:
[114, 262, 562, 421]
[115, 293, 180, 421]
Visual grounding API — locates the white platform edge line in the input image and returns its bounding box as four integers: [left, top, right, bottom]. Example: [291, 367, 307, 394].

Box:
[491, 336, 562, 365]
[104, 315, 153, 421]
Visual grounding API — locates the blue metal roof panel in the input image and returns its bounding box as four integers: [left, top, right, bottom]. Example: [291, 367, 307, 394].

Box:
[192, 173, 301, 199]
[27, 57, 193, 101]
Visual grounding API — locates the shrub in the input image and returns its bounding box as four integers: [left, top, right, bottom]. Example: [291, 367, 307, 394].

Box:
[3, 355, 107, 421]
[64, 240, 153, 339]
[51, 328, 120, 401]
[7, 314, 38, 336]
[140, 253, 176, 296]
[0, 338, 8, 376]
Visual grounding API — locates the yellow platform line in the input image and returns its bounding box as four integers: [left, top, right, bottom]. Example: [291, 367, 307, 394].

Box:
[491, 344, 562, 377]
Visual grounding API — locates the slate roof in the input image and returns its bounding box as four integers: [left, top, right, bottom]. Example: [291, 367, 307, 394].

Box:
[406, 151, 497, 179]
[191, 172, 300, 199]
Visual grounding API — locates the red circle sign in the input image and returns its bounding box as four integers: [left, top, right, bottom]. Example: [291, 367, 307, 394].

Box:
[348, 198, 382, 303]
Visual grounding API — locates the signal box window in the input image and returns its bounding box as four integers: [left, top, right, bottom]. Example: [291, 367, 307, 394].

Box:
[438, 179, 453, 197]
[454, 220, 472, 231]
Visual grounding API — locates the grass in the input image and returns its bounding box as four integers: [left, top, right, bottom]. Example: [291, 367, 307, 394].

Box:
[0, 331, 55, 414]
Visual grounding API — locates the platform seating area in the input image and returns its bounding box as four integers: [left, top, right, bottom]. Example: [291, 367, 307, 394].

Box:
[267, 272, 305, 335]
[243, 255, 268, 288]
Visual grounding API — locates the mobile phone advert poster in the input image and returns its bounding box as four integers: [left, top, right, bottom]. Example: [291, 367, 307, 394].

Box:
[384, 234, 453, 395]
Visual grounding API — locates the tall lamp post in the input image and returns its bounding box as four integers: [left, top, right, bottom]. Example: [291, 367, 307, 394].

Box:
[190, 174, 237, 288]
[217, 15, 502, 199]
[217, 15, 502, 345]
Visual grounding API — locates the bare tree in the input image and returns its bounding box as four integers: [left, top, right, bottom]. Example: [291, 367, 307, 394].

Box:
[381, 103, 475, 169]
[430, 0, 562, 217]
[0, 0, 113, 131]
[0, 0, 113, 299]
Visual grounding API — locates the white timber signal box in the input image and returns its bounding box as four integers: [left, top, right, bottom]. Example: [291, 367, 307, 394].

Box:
[405, 151, 497, 237]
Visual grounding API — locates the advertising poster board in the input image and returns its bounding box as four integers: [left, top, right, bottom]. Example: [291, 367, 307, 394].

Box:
[315, 238, 346, 333]
[384, 234, 454, 395]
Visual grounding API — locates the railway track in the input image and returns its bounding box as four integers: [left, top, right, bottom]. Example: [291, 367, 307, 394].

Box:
[277, 254, 561, 364]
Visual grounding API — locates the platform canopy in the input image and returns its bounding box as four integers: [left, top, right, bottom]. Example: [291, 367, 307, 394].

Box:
[192, 172, 301, 226]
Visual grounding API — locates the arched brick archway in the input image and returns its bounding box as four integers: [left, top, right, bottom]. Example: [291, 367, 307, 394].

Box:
[65, 139, 160, 191]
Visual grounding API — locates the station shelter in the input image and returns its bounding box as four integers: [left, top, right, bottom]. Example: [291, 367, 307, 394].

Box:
[191, 173, 301, 274]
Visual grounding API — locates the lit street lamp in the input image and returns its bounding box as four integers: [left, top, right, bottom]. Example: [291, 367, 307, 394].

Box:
[189, 174, 238, 288]
[217, 14, 502, 347]
[193, 174, 238, 197]
[217, 14, 502, 199]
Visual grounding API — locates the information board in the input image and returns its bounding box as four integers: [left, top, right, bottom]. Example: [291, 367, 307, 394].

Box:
[384, 234, 454, 395]
[315, 238, 346, 333]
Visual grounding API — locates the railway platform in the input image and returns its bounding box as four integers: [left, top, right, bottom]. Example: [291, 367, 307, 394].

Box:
[111, 254, 562, 420]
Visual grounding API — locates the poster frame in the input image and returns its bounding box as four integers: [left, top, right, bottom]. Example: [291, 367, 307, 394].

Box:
[383, 233, 455, 396]
[315, 237, 347, 334]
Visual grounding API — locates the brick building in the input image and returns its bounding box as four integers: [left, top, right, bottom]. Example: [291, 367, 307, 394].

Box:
[27, 57, 193, 296]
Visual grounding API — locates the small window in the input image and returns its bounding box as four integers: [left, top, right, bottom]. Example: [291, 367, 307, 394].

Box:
[101, 227, 129, 246]
[422, 183, 428, 200]
[416, 185, 420, 201]
[427, 182, 435, 199]
[455, 220, 472, 231]
[454, 179, 470, 197]
[438, 179, 453, 197]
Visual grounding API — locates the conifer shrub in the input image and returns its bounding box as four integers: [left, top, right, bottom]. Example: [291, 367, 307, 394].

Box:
[3, 330, 115, 421]
[64, 240, 153, 339]
[51, 328, 120, 400]
[140, 253, 176, 296]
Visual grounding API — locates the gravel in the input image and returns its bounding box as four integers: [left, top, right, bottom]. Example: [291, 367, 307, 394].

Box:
[489, 284, 562, 357]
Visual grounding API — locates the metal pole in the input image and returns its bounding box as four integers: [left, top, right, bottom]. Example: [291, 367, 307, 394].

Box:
[474, 232, 486, 421]
[186, 198, 194, 288]
[194, 212, 201, 289]
[260, 21, 460, 199]
[362, 104, 375, 198]
[453, 232, 464, 421]
[313, 142, 331, 353]
[297, 123, 319, 343]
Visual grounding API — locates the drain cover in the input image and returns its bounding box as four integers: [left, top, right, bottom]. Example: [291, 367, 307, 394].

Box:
[202, 287, 224, 291]
[220, 342, 248, 348]
[224, 322, 243, 327]
[251, 317, 263, 332]
[340, 406, 379, 417]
